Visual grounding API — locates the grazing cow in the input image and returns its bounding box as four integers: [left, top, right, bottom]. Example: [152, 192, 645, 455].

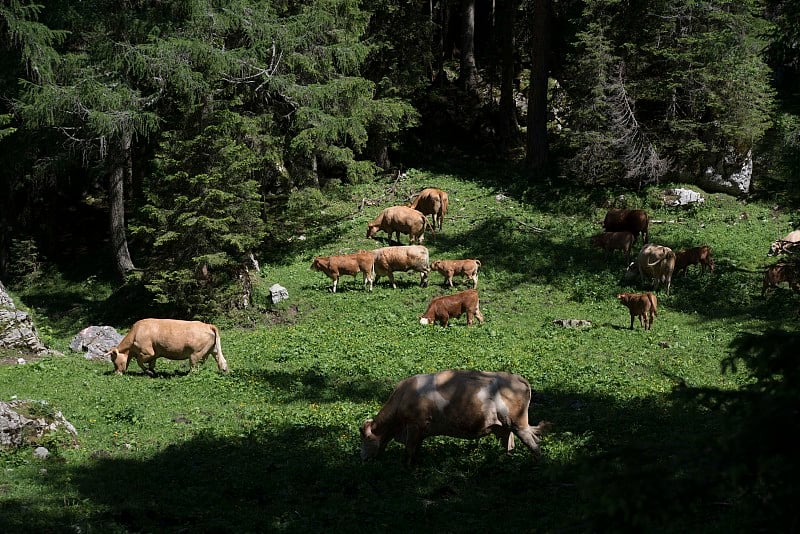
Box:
[761, 263, 800, 297]
[366, 205, 434, 245]
[430, 259, 481, 289]
[616, 292, 658, 330]
[625, 244, 676, 296]
[590, 231, 635, 263]
[107, 319, 228, 376]
[768, 230, 800, 256]
[360, 369, 551, 464]
[311, 252, 374, 293]
[603, 209, 650, 244]
[419, 289, 484, 327]
[373, 245, 430, 288]
[409, 188, 449, 231]
[674, 245, 715, 276]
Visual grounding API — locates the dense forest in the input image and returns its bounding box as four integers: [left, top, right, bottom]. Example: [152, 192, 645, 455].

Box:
[1, 0, 799, 316]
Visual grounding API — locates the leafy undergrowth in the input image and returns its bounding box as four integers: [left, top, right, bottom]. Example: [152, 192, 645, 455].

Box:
[2, 165, 798, 532]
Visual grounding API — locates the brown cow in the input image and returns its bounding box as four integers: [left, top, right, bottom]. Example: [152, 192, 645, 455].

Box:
[419, 289, 484, 327]
[311, 252, 374, 293]
[360, 370, 551, 464]
[674, 245, 714, 276]
[590, 231, 635, 263]
[366, 205, 434, 245]
[430, 259, 481, 289]
[617, 292, 658, 330]
[603, 209, 650, 244]
[107, 319, 228, 376]
[761, 263, 800, 297]
[625, 244, 676, 296]
[373, 245, 430, 288]
[409, 188, 449, 231]
[768, 230, 800, 256]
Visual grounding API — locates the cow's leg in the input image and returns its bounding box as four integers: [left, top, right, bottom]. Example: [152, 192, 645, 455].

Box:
[495, 427, 516, 451]
[629, 313, 635, 330]
[513, 427, 542, 459]
[402, 426, 424, 465]
[475, 305, 485, 324]
[388, 271, 397, 289]
[331, 275, 339, 293]
[466, 310, 474, 325]
[447, 275, 454, 288]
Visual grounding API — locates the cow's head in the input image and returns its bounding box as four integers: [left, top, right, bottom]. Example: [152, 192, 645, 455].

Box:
[360, 419, 383, 460]
[310, 257, 326, 271]
[768, 240, 782, 256]
[366, 225, 379, 239]
[420, 315, 432, 325]
[624, 262, 638, 280]
[107, 348, 129, 374]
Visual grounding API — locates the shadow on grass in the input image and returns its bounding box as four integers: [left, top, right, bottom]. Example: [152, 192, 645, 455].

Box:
[5, 380, 782, 533]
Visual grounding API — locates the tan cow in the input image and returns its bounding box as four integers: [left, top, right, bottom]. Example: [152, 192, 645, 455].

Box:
[616, 292, 658, 330]
[625, 244, 676, 296]
[768, 230, 800, 256]
[430, 259, 481, 288]
[366, 205, 434, 245]
[372, 245, 430, 288]
[419, 288, 484, 327]
[360, 370, 551, 464]
[311, 251, 374, 292]
[674, 245, 714, 276]
[107, 319, 228, 376]
[590, 231, 635, 263]
[761, 263, 800, 297]
[603, 209, 650, 244]
[409, 188, 449, 231]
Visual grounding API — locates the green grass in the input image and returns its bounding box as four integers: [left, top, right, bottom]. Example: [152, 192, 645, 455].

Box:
[1, 166, 798, 532]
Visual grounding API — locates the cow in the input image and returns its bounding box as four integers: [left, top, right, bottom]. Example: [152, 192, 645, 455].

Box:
[768, 230, 800, 256]
[311, 251, 374, 293]
[602, 209, 650, 244]
[430, 259, 481, 289]
[409, 188, 449, 231]
[590, 231, 635, 263]
[107, 319, 228, 376]
[366, 205, 434, 245]
[625, 244, 676, 296]
[419, 288, 484, 327]
[360, 369, 552, 464]
[674, 245, 715, 276]
[616, 292, 658, 330]
[372, 245, 430, 288]
[761, 263, 800, 297]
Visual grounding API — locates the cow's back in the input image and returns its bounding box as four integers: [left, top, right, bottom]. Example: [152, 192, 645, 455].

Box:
[128, 319, 215, 354]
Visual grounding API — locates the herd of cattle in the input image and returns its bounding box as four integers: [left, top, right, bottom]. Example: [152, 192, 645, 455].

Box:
[102, 193, 799, 463]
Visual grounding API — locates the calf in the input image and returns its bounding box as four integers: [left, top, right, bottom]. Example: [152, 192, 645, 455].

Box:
[603, 209, 650, 244]
[590, 231, 635, 263]
[373, 245, 430, 288]
[419, 289, 484, 327]
[430, 259, 481, 289]
[311, 251, 374, 292]
[674, 245, 715, 276]
[761, 263, 800, 297]
[360, 370, 551, 464]
[617, 292, 658, 330]
[768, 230, 800, 256]
[107, 319, 228, 376]
[409, 188, 449, 231]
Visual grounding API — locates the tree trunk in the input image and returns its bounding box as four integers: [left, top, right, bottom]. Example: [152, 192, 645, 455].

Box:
[526, 0, 550, 171]
[497, 0, 519, 146]
[109, 133, 135, 278]
[458, 0, 479, 92]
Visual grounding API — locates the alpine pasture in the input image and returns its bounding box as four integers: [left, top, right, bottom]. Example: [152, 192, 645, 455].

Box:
[1, 166, 796, 532]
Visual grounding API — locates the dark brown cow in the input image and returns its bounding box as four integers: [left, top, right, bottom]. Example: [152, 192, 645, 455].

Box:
[366, 205, 434, 245]
[360, 370, 551, 464]
[409, 188, 449, 231]
[761, 263, 800, 297]
[603, 209, 650, 244]
[590, 231, 635, 263]
[430, 259, 481, 288]
[106, 319, 228, 376]
[311, 252, 375, 292]
[419, 289, 484, 327]
[616, 292, 658, 330]
[674, 245, 714, 276]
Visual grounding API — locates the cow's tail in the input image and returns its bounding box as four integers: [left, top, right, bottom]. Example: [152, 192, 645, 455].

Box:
[211, 325, 229, 373]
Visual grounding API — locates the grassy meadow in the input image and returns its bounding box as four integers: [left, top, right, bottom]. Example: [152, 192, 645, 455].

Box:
[1, 163, 798, 532]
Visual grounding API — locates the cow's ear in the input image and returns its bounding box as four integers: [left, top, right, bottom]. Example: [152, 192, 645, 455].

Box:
[361, 419, 375, 437]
